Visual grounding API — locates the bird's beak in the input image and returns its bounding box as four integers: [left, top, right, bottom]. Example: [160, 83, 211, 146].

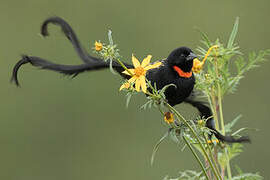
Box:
[187, 52, 197, 61]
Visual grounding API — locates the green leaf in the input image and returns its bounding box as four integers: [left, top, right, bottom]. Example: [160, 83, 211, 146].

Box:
[159, 84, 177, 97]
[232, 173, 263, 180]
[196, 28, 212, 48]
[125, 92, 132, 108]
[140, 98, 155, 110]
[165, 169, 206, 180]
[232, 127, 259, 136]
[151, 130, 169, 166]
[227, 17, 239, 48]
[233, 166, 263, 180]
[184, 135, 205, 158]
[228, 143, 243, 160]
[225, 114, 242, 133]
[107, 29, 114, 46]
[235, 56, 245, 73]
[218, 143, 243, 169]
[234, 165, 244, 175]
[109, 59, 117, 75]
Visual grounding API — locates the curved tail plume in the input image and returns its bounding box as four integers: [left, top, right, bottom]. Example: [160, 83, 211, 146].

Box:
[11, 17, 133, 86]
[11, 56, 30, 86]
[185, 98, 250, 143]
[41, 16, 97, 64]
[11, 56, 132, 86]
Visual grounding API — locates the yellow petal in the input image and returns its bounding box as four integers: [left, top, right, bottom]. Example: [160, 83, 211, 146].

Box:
[145, 62, 162, 70]
[119, 82, 130, 91]
[135, 78, 141, 92]
[128, 76, 137, 83]
[122, 69, 135, 76]
[132, 54, 141, 68]
[140, 76, 147, 93]
[141, 55, 152, 68]
[119, 84, 126, 91]
[95, 41, 103, 51]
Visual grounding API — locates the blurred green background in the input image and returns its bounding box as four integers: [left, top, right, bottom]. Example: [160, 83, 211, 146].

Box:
[1, 0, 270, 179]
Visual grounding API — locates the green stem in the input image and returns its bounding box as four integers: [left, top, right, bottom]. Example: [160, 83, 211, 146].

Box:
[157, 105, 164, 115]
[203, 134, 222, 180]
[183, 136, 210, 180]
[218, 84, 225, 135]
[209, 91, 220, 131]
[217, 84, 232, 180]
[215, 59, 232, 179]
[225, 148, 232, 180]
[212, 47, 232, 180]
[115, 58, 133, 76]
[167, 104, 221, 180]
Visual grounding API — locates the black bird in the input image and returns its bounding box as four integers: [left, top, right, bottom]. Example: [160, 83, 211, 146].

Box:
[11, 17, 249, 143]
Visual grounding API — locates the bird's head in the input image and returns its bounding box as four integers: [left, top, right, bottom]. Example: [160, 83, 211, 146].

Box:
[167, 47, 197, 74]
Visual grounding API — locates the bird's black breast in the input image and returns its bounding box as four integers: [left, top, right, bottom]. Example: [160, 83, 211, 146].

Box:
[146, 64, 195, 106]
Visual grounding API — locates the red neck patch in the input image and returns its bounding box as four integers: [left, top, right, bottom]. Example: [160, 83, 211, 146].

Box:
[173, 66, 192, 78]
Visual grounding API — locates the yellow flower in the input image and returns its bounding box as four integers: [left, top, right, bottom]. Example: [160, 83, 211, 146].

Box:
[204, 74, 210, 79]
[192, 58, 203, 73]
[207, 139, 220, 144]
[192, 45, 218, 73]
[95, 41, 103, 51]
[119, 82, 130, 91]
[122, 54, 162, 93]
[198, 120, 204, 126]
[164, 112, 174, 124]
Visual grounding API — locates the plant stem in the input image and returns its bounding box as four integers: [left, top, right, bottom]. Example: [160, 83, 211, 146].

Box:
[215, 69, 232, 180]
[115, 58, 133, 76]
[167, 104, 221, 180]
[218, 84, 225, 135]
[203, 134, 222, 180]
[217, 84, 232, 180]
[211, 47, 232, 180]
[183, 136, 210, 180]
[210, 89, 220, 131]
[225, 148, 232, 180]
[157, 105, 164, 115]
[205, 159, 213, 180]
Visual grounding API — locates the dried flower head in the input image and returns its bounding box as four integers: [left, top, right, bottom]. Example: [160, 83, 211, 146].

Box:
[164, 112, 174, 124]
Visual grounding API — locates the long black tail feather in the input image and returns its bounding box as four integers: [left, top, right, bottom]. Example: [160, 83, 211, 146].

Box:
[11, 56, 30, 86]
[185, 98, 250, 143]
[41, 16, 100, 64]
[11, 56, 133, 86]
[11, 16, 134, 86]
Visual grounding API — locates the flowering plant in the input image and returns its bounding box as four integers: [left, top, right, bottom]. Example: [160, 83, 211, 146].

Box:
[93, 17, 269, 180]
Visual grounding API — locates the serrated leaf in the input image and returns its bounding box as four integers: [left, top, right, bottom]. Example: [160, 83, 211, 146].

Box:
[228, 143, 243, 160]
[219, 143, 243, 169]
[235, 165, 244, 175]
